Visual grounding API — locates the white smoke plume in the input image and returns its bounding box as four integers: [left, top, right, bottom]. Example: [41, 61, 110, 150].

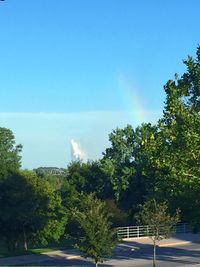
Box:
[70, 139, 87, 162]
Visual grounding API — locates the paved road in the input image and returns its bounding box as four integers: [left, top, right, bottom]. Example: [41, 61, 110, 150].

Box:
[23, 243, 200, 267]
[1, 234, 200, 266]
[106, 242, 200, 267]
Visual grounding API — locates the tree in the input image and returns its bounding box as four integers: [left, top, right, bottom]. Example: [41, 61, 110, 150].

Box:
[66, 160, 113, 199]
[73, 194, 117, 267]
[105, 199, 128, 227]
[0, 170, 67, 251]
[102, 125, 136, 202]
[102, 123, 158, 213]
[0, 127, 22, 179]
[102, 46, 200, 225]
[149, 47, 200, 223]
[136, 199, 180, 267]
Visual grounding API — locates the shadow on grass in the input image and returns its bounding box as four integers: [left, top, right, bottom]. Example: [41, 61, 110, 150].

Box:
[0, 238, 75, 258]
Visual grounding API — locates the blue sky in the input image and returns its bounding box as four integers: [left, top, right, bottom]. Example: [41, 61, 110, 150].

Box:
[0, 0, 199, 168]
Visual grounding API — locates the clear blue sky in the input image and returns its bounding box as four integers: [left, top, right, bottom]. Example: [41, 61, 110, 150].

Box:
[0, 0, 199, 168]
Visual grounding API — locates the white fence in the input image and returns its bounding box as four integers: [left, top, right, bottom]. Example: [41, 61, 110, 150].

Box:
[117, 223, 189, 239]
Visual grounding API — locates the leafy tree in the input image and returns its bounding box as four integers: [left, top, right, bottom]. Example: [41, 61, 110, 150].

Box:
[102, 46, 200, 224]
[0, 170, 67, 251]
[0, 127, 22, 179]
[150, 47, 200, 222]
[102, 123, 158, 212]
[73, 194, 117, 267]
[102, 125, 135, 201]
[136, 199, 180, 267]
[66, 160, 113, 199]
[105, 199, 128, 226]
[59, 179, 82, 238]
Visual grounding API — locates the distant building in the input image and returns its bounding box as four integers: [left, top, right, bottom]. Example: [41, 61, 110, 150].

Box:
[33, 167, 66, 176]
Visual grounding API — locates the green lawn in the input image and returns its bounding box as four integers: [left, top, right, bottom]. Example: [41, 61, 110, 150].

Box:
[0, 238, 75, 258]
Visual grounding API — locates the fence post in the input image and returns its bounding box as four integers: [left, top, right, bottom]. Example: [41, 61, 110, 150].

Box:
[117, 229, 120, 239]
[137, 226, 139, 237]
[127, 227, 129, 238]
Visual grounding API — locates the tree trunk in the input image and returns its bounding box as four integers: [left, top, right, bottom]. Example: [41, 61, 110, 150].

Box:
[23, 227, 28, 251]
[153, 242, 156, 267]
[95, 261, 98, 267]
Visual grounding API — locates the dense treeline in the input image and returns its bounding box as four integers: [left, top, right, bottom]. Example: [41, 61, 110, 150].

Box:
[0, 47, 199, 252]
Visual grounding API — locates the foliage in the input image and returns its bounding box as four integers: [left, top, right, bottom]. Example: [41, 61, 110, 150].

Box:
[102, 46, 200, 224]
[102, 123, 158, 213]
[136, 199, 180, 267]
[73, 194, 117, 266]
[66, 160, 113, 199]
[136, 199, 180, 241]
[149, 47, 200, 222]
[102, 125, 135, 201]
[34, 167, 66, 190]
[105, 199, 129, 226]
[0, 170, 67, 251]
[0, 127, 22, 179]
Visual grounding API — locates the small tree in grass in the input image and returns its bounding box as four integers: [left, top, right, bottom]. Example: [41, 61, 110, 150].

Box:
[73, 194, 118, 267]
[136, 199, 180, 267]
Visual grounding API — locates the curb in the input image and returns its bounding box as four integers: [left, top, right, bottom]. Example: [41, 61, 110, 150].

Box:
[159, 241, 192, 247]
[0, 250, 82, 266]
[42, 250, 81, 261]
[67, 255, 81, 260]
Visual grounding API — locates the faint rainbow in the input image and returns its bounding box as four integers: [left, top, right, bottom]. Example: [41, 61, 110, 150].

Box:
[117, 73, 147, 125]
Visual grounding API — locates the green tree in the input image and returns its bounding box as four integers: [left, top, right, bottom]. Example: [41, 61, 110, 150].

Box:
[102, 125, 135, 201]
[73, 194, 117, 267]
[102, 123, 158, 212]
[0, 127, 22, 179]
[102, 46, 200, 225]
[136, 199, 179, 267]
[66, 160, 112, 199]
[150, 47, 200, 222]
[105, 199, 128, 226]
[0, 170, 67, 251]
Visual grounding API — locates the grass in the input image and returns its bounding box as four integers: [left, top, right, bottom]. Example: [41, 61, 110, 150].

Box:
[0, 238, 75, 258]
[0, 248, 34, 258]
[29, 247, 60, 253]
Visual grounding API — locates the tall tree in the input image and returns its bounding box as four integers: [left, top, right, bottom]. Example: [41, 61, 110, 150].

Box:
[152, 47, 200, 221]
[102, 46, 200, 224]
[0, 170, 67, 250]
[102, 123, 158, 212]
[73, 194, 117, 267]
[0, 127, 22, 179]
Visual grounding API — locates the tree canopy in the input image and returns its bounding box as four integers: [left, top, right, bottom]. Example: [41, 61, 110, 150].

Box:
[73, 194, 117, 267]
[0, 170, 67, 250]
[0, 127, 22, 179]
[101, 47, 200, 223]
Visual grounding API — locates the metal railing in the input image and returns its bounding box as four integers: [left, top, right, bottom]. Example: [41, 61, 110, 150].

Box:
[117, 223, 189, 239]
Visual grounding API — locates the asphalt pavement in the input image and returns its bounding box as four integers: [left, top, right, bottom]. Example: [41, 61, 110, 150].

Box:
[0, 233, 200, 266]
